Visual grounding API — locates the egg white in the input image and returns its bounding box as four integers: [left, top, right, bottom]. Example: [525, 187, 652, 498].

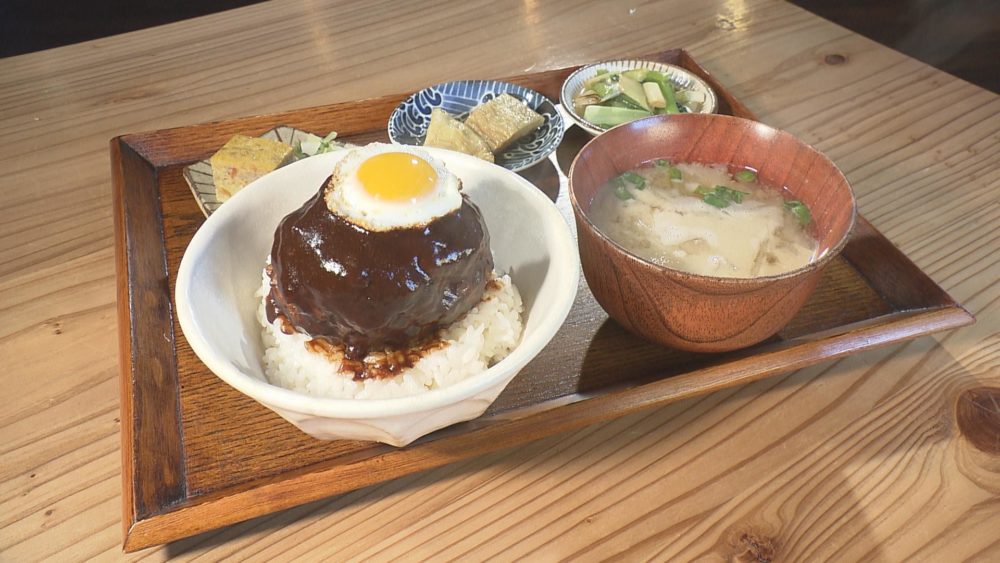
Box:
[324, 144, 462, 231]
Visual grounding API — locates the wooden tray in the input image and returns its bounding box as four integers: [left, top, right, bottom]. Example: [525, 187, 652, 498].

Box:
[111, 49, 974, 552]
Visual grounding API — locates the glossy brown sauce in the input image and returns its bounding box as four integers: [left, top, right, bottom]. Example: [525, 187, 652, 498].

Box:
[266, 177, 493, 363]
[304, 336, 447, 380]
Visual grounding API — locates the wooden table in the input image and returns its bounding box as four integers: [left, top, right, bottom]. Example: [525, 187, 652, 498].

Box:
[2, 0, 997, 560]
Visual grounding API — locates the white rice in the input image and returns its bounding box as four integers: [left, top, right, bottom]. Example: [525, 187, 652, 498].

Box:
[257, 270, 523, 399]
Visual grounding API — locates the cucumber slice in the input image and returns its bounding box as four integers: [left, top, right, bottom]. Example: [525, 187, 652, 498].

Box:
[617, 75, 650, 112]
[590, 80, 623, 102]
[621, 69, 650, 82]
[583, 105, 651, 127]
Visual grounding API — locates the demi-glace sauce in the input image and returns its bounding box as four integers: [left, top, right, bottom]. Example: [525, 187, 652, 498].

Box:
[266, 177, 493, 366]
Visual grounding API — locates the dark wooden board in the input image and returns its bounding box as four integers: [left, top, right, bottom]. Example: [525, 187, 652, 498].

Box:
[111, 49, 974, 551]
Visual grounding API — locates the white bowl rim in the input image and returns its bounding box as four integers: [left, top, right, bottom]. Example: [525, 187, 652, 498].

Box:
[559, 59, 719, 135]
[175, 147, 579, 420]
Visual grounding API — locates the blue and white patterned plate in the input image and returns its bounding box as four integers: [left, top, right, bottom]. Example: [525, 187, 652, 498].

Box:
[388, 80, 565, 172]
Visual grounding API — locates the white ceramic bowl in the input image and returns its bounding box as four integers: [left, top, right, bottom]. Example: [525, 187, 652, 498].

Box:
[560, 59, 718, 136]
[175, 148, 579, 446]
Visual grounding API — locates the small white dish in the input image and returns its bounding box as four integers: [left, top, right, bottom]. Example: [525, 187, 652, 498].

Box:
[175, 148, 579, 446]
[560, 59, 718, 136]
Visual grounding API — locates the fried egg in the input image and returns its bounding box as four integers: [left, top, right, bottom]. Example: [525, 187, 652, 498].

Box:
[324, 144, 462, 231]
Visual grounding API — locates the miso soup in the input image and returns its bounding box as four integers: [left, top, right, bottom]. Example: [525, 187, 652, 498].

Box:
[589, 161, 818, 278]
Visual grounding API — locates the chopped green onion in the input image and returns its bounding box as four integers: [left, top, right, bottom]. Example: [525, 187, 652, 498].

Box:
[703, 193, 730, 208]
[614, 184, 633, 200]
[655, 159, 670, 167]
[785, 200, 812, 225]
[696, 185, 748, 208]
[735, 169, 757, 183]
[668, 167, 683, 180]
[621, 171, 645, 189]
[715, 185, 747, 203]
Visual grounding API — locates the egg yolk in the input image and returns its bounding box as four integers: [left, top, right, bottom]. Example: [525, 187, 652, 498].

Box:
[356, 152, 438, 202]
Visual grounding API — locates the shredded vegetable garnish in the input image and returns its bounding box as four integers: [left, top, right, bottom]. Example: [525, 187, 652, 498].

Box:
[297, 131, 340, 157]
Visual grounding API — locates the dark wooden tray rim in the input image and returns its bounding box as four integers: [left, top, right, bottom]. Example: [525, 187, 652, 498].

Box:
[111, 49, 974, 552]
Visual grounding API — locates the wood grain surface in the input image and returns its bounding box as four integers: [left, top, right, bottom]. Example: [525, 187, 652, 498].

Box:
[112, 50, 975, 552]
[2, 0, 998, 560]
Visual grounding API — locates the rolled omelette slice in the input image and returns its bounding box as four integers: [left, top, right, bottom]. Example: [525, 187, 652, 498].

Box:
[422, 108, 494, 163]
[464, 93, 544, 153]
